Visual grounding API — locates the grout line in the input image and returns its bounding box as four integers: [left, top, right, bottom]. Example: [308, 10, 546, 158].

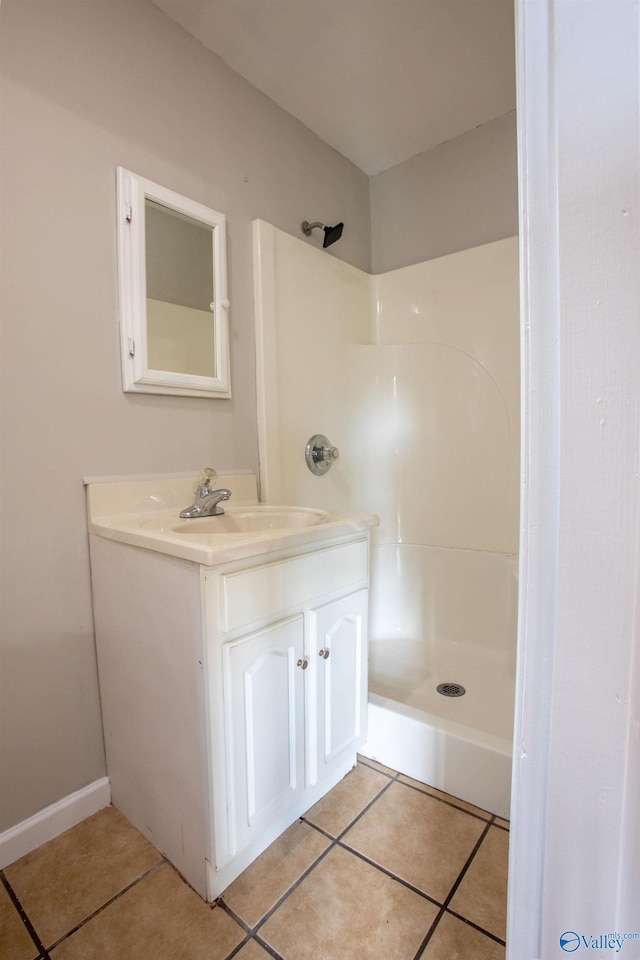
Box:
[217, 887, 294, 960]
[442, 818, 493, 909]
[412, 909, 444, 960]
[360, 758, 510, 831]
[303, 772, 498, 918]
[303, 773, 449, 910]
[222, 941, 251, 960]
[332, 772, 398, 842]
[411, 818, 494, 960]
[4, 764, 509, 960]
[218, 822, 337, 938]
[355, 756, 398, 779]
[45, 858, 166, 951]
[218, 766, 400, 940]
[253, 934, 288, 960]
[410, 901, 507, 960]
[395, 777, 494, 824]
[238, 776, 400, 939]
[445, 908, 507, 946]
[249, 772, 504, 958]
[245, 837, 336, 935]
[215, 905, 289, 960]
[299, 819, 336, 843]
[1, 871, 52, 960]
[216, 898, 252, 935]
[243, 770, 500, 960]
[335, 841, 442, 908]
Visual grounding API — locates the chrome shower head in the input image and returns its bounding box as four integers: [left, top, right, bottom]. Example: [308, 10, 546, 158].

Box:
[301, 220, 345, 248]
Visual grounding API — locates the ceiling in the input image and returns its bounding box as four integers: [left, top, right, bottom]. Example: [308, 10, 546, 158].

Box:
[150, 0, 516, 176]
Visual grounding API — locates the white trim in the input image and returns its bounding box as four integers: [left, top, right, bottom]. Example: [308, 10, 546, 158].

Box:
[507, 2, 560, 956]
[252, 220, 282, 503]
[0, 778, 111, 868]
[116, 167, 231, 399]
[510, 1, 640, 953]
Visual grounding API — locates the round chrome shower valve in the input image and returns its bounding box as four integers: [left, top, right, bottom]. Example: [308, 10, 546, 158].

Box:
[305, 434, 340, 475]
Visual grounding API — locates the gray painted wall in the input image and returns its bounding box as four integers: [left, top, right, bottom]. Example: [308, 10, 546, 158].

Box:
[370, 113, 518, 273]
[0, 0, 370, 832]
[0, 0, 516, 834]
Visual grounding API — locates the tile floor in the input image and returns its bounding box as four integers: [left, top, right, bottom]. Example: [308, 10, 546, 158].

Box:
[0, 758, 509, 960]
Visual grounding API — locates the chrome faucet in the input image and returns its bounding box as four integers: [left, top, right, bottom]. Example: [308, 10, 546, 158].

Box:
[180, 469, 232, 518]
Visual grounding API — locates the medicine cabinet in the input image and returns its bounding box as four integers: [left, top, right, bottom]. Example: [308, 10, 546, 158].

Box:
[116, 168, 231, 398]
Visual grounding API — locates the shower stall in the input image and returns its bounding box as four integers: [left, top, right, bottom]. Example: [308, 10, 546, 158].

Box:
[253, 220, 519, 817]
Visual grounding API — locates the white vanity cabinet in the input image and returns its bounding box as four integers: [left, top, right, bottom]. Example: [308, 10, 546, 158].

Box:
[215, 590, 369, 872]
[310, 591, 368, 785]
[89, 528, 369, 902]
[204, 538, 369, 890]
[219, 615, 307, 864]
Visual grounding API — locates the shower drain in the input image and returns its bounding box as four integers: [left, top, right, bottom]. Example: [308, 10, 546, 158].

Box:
[437, 682, 466, 698]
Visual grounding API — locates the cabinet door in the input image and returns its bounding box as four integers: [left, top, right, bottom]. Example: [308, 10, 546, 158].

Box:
[310, 590, 368, 785]
[222, 616, 305, 858]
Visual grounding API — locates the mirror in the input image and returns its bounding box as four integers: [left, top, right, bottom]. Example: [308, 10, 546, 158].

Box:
[117, 168, 231, 397]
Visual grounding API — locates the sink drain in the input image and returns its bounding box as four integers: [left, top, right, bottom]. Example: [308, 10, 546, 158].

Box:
[437, 682, 466, 698]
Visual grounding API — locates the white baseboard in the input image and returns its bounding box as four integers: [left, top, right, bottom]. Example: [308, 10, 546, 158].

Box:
[0, 778, 111, 869]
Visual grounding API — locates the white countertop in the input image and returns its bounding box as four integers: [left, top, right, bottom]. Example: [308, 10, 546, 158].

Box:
[85, 472, 378, 566]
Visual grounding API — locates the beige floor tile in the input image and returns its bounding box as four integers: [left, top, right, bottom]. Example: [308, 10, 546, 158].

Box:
[357, 755, 397, 777]
[222, 819, 331, 926]
[259, 844, 438, 960]
[422, 912, 505, 960]
[303, 763, 389, 836]
[398, 775, 492, 820]
[4, 807, 162, 947]
[342, 780, 486, 901]
[50, 863, 244, 960]
[448, 826, 509, 940]
[495, 817, 510, 830]
[0, 885, 39, 960]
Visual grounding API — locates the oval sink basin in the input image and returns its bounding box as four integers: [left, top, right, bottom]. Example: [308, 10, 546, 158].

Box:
[171, 505, 330, 535]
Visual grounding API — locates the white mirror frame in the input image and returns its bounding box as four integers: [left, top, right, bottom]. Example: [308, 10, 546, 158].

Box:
[116, 167, 231, 398]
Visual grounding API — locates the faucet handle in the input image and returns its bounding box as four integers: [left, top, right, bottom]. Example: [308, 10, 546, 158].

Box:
[305, 435, 340, 475]
[195, 466, 216, 497]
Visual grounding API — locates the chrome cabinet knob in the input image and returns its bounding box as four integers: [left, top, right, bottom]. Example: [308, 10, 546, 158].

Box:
[319, 648, 330, 659]
[297, 658, 309, 670]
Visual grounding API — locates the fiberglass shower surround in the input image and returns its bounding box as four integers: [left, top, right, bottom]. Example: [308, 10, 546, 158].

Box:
[253, 221, 519, 816]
